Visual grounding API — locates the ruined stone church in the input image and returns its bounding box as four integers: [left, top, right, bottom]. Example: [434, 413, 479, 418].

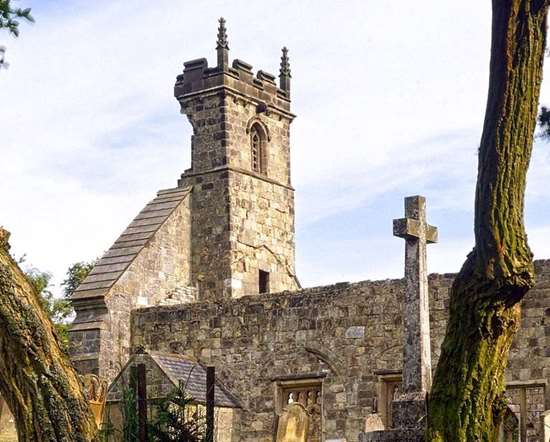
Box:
[67, 19, 550, 442]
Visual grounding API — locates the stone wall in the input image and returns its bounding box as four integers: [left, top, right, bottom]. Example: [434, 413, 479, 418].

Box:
[131, 260, 550, 442]
[70, 195, 192, 382]
[180, 168, 233, 299]
[227, 170, 298, 297]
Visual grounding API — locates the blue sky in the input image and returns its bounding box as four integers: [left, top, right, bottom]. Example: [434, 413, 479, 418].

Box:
[2, 1, 550, 294]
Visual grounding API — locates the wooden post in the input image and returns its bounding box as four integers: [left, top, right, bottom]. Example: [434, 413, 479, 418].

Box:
[137, 364, 148, 442]
[206, 366, 215, 442]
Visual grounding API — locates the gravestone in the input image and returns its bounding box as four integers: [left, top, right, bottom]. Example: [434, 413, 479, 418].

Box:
[360, 196, 437, 442]
[276, 403, 310, 442]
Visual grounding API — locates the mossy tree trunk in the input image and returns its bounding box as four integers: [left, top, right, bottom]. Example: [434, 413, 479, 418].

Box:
[0, 228, 98, 441]
[427, 1, 549, 441]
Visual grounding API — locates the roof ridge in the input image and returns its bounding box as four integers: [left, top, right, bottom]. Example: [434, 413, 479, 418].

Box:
[157, 186, 192, 196]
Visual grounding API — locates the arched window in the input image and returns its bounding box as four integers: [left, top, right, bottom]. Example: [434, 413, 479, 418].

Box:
[250, 124, 267, 174]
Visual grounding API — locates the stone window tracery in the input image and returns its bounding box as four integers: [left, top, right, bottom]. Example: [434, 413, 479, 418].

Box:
[250, 124, 267, 175]
[504, 383, 546, 441]
[275, 378, 323, 442]
[374, 371, 402, 428]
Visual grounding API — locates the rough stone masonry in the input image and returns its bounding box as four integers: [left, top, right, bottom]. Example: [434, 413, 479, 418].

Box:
[66, 18, 550, 442]
[361, 196, 438, 442]
[393, 195, 437, 397]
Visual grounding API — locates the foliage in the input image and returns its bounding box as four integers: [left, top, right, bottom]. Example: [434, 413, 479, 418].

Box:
[121, 380, 138, 442]
[148, 381, 205, 442]
[25, 268, 73, 347]
[95, 371, 138, 442]
[97, 421, 116, 442]
[61, 260, 96, 297]
[0, 0, 33, 37]
[21, 259, 94, 347]
[538, 105, 550, 139]
[101, 377, 205, 442]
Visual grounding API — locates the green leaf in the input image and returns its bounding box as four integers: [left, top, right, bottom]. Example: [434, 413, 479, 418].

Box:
[0, 1, 33, 37]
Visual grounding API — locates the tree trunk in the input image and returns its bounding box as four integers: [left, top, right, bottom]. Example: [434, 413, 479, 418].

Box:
[427, 1, 549, 441]
[0, 228, 98, 441]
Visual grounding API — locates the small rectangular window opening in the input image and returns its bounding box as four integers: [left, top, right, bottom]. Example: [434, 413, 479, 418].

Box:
[259, 270, 270, 294]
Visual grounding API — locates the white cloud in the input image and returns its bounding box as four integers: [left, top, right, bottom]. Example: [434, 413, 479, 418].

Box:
[2, 0, 550, 292]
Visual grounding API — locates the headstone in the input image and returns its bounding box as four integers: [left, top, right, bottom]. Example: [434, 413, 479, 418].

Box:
[360, 195, 437, 442]
[364, 414, 384, 432]
[276, 403, 310, 442]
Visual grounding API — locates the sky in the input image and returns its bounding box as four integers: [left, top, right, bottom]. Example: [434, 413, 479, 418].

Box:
[2, 1, 550, 295]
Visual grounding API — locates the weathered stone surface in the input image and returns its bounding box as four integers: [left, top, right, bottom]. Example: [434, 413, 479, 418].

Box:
[346, 326, 365, 339]
[393, 196, 436, 395]
[71, 187, 191, 301]
[176, 80, 299, 299]
[362, 197, 435, 441]
[390, 392, 427, 430]
[364, 414, 384, 432]
[359, 428, 424, 442]
[131, 262, 550, 441]
[69, 189, 193, 382]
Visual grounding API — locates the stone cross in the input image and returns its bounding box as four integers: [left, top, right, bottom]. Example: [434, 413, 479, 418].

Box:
[393, 195, 437, 394]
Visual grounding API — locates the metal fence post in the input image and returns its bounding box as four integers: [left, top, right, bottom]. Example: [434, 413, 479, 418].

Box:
[206, 366, 215, 442]
[137, 363, 148, 442]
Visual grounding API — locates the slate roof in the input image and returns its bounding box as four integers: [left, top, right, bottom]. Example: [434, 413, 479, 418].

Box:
[106, 352, 240, 408]
[150, 352, 240, 408]
[72, 187, 192, 300]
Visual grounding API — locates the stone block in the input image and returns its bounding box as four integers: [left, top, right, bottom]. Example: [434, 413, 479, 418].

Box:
[346, 326, 366, 339]
[359, 429, 424, 442]
[391, 392, 427, 430]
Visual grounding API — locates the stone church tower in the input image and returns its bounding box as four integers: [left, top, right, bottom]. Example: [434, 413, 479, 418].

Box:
[176, 18, 299, 299]
[68, 19, 299, 381]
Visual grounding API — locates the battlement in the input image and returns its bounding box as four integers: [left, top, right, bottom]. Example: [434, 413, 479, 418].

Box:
[174, 18, 292, 114]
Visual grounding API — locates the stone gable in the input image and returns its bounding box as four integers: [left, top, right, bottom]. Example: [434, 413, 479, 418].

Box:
[69, 187, 193, 381]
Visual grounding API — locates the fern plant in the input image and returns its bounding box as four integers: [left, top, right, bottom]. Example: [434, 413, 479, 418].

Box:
[148, 381, 206, 442]
[120, 383, 139, 442]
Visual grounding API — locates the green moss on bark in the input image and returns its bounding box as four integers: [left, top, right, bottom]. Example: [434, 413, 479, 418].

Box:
[426, 1, 549, 441]
[0, 229, 98, 441]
